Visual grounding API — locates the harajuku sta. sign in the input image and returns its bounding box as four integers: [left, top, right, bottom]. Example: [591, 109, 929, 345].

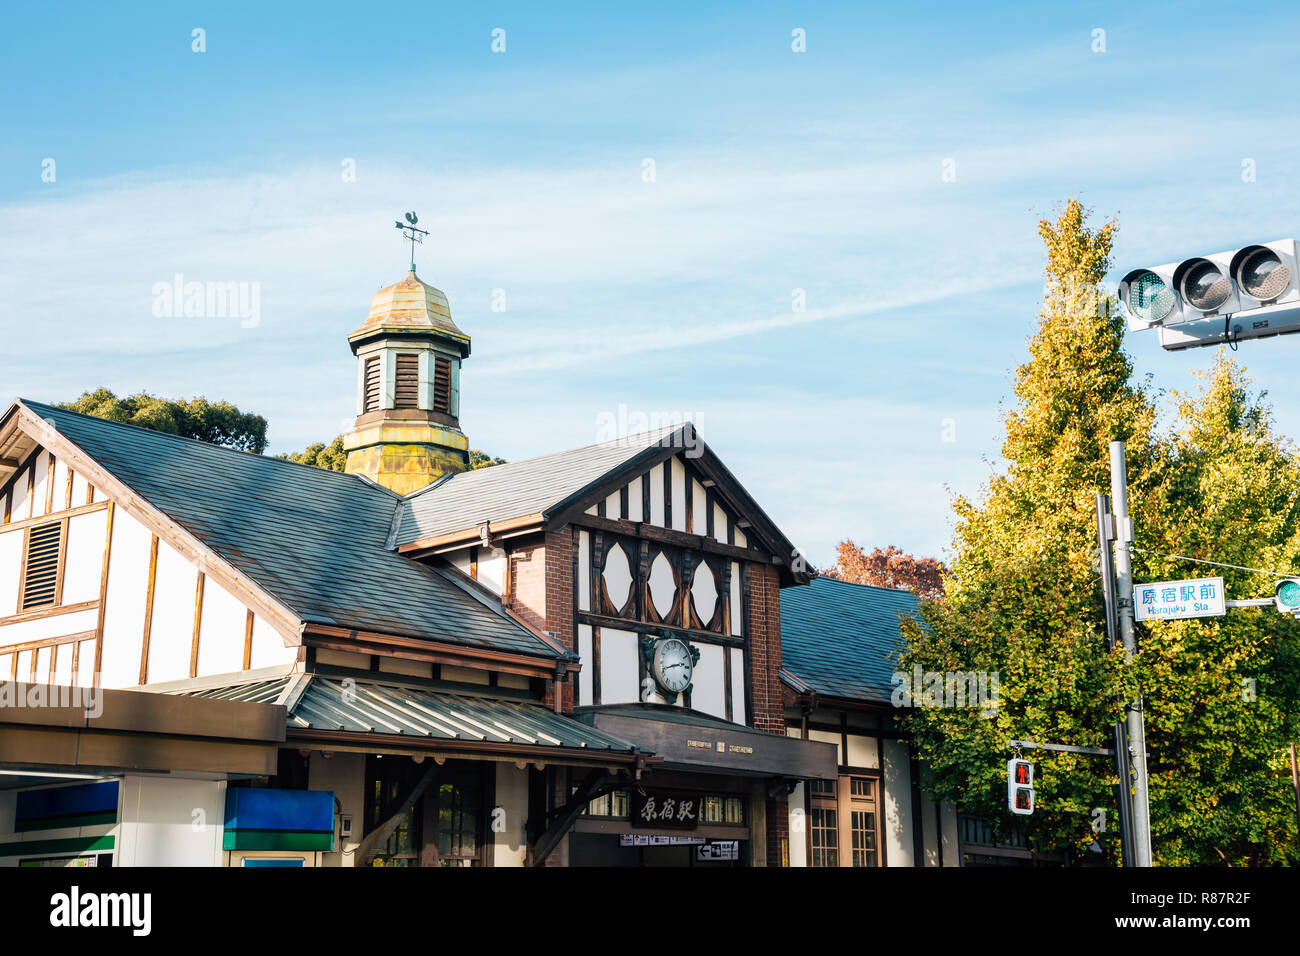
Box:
[630, 789, 701, 830]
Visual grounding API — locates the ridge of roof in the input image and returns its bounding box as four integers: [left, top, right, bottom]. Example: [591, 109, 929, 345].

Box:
[808, 575, 923, 597]
[400, 423, 686, 502]
[17, 398, 401, 499]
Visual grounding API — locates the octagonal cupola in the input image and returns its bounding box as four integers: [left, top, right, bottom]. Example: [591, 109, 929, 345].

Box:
[342, 267, 472, 495]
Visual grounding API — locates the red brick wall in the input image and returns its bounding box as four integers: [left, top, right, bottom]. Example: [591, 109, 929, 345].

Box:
[746, 562, 786, 735]
[543, 527, 575, 652]
[511, 528, 576, 713]
[508, 539, 547, 634]
[765, 793, 789, 867]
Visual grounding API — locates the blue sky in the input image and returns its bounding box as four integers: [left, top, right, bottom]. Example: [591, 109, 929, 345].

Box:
[4, 1, 1300, 567]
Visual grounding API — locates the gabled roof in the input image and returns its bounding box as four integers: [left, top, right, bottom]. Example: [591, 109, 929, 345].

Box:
[394, 423, 809, 585]
[779, 576, 921, 704]
[394, 425, 682, 546]
[4, 400, 563, 660]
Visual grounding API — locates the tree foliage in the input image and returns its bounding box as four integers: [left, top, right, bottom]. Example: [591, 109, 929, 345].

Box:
[900, 199, 1300, 866]
[469, 449, 507, 470]
[822, 541, 948, 599]
[58, 388, 268, 454]
[282, 435, 348, 471]
[281, 436, 505, 472]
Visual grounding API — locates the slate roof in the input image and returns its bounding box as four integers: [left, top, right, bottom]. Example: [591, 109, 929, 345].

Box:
[17, 400, 561, 659]
[778, 576, 921, 704]
[395, 425, 684, 545]
[186, 674, 645, 755]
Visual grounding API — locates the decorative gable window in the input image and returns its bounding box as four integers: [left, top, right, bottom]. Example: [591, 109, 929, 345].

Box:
[363, 356, 382, 412]
[20, 521, 63, 609]
[433, 356, 452, 414]
[394, 354, 419, 409]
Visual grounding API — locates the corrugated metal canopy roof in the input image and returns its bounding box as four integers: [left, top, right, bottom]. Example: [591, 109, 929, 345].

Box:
[779, 577, 921, 704]
[187, 675, 646, 755]
[17, 400, 559, 659]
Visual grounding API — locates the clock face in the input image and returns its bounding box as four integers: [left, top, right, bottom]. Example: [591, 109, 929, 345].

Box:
[653, 638, 694, 694]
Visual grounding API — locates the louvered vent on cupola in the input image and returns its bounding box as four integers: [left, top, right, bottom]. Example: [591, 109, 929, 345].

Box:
[363, 356, 382, 412]
[433, 356, 452, 414]
[394, 354, 420, 409]
[21, 521, 62, 610]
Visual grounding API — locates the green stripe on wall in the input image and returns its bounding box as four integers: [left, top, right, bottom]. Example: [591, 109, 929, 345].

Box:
[15, 811, 118, 832]
[0, 834, 115, 857]
[223, 830, 334, 852]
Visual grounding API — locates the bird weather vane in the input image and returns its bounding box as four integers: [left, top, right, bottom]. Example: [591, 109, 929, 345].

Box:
[395, 211, 430, 270]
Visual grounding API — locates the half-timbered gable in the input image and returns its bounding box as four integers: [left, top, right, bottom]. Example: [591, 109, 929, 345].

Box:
[0, 399, 571, 694]
[0, 424, 296, 689]
[393, 423, 804, 728]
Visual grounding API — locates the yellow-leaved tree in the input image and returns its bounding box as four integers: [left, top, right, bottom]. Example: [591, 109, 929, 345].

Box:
[901, 200, 1300, 865]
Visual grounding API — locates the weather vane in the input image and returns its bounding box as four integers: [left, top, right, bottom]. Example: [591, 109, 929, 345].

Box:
[395, 211, 430, 270]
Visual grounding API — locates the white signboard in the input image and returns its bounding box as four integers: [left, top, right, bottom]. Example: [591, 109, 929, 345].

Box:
[1133, 576, 1225, 621]
[697, 840, 739, 861]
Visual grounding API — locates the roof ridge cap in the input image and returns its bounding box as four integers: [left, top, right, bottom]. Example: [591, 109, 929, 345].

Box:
[812, 575, 921, 596]
[19, 399, 399, 496]
[414, 423, 690, 481]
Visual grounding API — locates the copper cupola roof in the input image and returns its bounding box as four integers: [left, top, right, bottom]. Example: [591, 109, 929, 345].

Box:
[349, 268, 470, 355]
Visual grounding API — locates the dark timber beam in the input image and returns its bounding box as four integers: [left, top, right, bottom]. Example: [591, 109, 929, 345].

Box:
[354, 761, 441, 867]
[529, 769, 613, 867]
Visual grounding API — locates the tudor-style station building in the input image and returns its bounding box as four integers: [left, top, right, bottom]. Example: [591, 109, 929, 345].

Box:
[0, 265, 955, 867]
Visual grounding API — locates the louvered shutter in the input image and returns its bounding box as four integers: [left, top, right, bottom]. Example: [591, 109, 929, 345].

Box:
[363, 356, 381, 411]
[394, 354, 419, 408]
[433, 357, 452, 414]
[21, 522, 62, 609]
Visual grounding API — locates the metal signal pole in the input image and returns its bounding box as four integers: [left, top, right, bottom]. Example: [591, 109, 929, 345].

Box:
[1096, 493, 1135, 867]
[1109, 441, 1154, 867]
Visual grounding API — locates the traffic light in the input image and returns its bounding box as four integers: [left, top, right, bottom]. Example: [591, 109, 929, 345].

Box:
[1120, 239, 1300, 350]
[1007, 758, 1034, 816]
[1275, 579, 1300, 614]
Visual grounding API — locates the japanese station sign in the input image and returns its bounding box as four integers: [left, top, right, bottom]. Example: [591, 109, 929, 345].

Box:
[629, 789, 700, 830]
[1133, 576, 1225, 622]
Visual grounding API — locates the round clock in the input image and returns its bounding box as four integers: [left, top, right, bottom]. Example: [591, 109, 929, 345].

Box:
[652, 637, 694, 694]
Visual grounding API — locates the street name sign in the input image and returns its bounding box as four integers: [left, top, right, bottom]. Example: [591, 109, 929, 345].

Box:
[1133, 576, 1225, 622]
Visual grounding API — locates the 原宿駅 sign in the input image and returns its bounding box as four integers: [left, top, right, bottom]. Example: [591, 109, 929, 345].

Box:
[1133, 576, 1225, 622]
[629, 789, 700, 830]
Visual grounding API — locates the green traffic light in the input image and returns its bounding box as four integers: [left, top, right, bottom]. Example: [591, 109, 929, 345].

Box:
[1130, 272, 1176, 324]
[1277, 579, 1300, 609]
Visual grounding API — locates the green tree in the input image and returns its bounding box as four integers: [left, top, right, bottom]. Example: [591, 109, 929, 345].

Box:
[1134, 358, 1300, 864]
[282, 435, 348, 471]
[59, 388, 268, 453]
[900, 200, 1300, 865]
[281, 436, 505, 472]
[469, 449, 507, 470]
